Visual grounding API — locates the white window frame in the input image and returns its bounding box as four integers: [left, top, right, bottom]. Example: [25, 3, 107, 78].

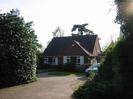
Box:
[67, 56, 71, 63]
[64, 56, 84, 65]
[44, 57, 48, 64]
[44, 57, 58, 65]
[55, 57, 58, 65]
[63, 56, 71, 64]
[48, 57, 56, 65]
[63, 56, 67, 64]
[51, 57, 55, 65]
[76, 56, 80, 65]
[80, 56, 84, 65]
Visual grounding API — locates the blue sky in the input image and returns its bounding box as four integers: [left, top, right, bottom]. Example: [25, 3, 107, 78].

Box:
[0, 0, 120, 49]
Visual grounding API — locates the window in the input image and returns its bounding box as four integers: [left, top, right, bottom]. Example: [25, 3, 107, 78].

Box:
[52, 58, 55, 64]
[44, 57, 57, 65]
[67, 56, 71, 63]
[64, 56, 83, 65]
[49, 57, 56, 65]
[44, 57, 48, 64]
[76, 56, 80, 65]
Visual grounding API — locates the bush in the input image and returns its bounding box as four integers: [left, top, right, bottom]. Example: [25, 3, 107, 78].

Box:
[54, 64, 63, 71]
[0, 9, 38, 87]
[75, 65, 88, 72]
[73, 78, 123, 99]
[113, 36, 133, 97]
[98, 42, 114, 81]
[63, 63, 76, 72]
[39, 64, 52, 69]
[115, 0, 133, 97]
[36, 47, 44, 69]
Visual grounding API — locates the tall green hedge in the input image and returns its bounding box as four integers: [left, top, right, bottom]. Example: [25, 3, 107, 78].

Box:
[98, 42, 114, 81]
[0, 9, 38, 87]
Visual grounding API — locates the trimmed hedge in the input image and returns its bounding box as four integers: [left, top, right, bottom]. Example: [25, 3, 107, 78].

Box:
[0, 9, 38, 87]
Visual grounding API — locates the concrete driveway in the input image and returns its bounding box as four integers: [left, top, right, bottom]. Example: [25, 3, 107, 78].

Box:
[0, 73, 85, 99]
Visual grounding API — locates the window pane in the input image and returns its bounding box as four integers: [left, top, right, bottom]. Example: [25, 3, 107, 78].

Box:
[76, 56, 80, 65]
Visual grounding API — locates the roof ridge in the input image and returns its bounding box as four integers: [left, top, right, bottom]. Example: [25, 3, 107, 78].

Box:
[54, 34, 97, 39]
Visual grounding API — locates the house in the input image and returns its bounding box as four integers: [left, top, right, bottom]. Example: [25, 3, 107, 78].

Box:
[43, 35, 101, 66]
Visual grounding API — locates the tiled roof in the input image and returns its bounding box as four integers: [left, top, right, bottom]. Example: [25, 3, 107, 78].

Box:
[44, 35, 98, 56]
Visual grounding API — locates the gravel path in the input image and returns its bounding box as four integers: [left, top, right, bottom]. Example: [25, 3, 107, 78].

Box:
[0, 73, 85, 99]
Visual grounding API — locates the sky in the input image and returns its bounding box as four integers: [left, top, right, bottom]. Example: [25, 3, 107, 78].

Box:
[0, 0, 120, 49]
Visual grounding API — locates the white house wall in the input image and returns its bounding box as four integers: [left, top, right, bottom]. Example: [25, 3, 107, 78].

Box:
[80, 56, 84, 65]
[63, 56, 67, 64]
[55, 57, 58, 65]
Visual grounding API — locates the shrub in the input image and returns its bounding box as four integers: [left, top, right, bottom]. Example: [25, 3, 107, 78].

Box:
[63, 62, 76, 72]
[113, 36, 133, 97]
[73, 78, 123, 99]
[0, 9, 38, 87]
[39, 64, 53, 69]
[54, 64, 63, 71]
[98, 42, 114, 81]
[36, 46, 44, 69]
[75, 65, 87, 72]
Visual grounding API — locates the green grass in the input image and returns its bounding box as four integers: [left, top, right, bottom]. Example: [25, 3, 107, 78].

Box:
[36, 69, 48, 74]
[48, 71, 84, 76]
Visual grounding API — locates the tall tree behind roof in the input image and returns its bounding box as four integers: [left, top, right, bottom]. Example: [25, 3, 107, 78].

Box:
[71, 23, 94, 36]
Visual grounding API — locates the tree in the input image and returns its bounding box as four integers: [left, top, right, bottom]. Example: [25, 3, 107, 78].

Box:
[71, 23, 94, 35]
[36, 43, 44, 69]
[52, 26, 64, 38]
[99, 42, 114, 81]
[115, 0, 133, 37]
[114, 0, 133, 97]
[0, 9, 39, 87]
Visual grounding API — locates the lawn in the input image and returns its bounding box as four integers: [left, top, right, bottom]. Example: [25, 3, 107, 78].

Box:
[48, 71, 84, 76]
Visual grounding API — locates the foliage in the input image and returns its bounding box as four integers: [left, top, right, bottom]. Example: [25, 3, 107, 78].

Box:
[75, 65, 87, 72]
[71, 23, 94, 35]
[62, 62, 76, 72]
[115, 0, 133, 37]
[74, 78, 124, 99]
[114, 0, 133, 97]
[38, 63, 86, 73]
[98, 42, 114, 81]
[36, 45, 44, 69]
[52, 26, 64, 37]
[113, 36, 133, 96]
[0, 9, 38, 87]
[74, 0, 133, 98]
[38, 64, 52, 70]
